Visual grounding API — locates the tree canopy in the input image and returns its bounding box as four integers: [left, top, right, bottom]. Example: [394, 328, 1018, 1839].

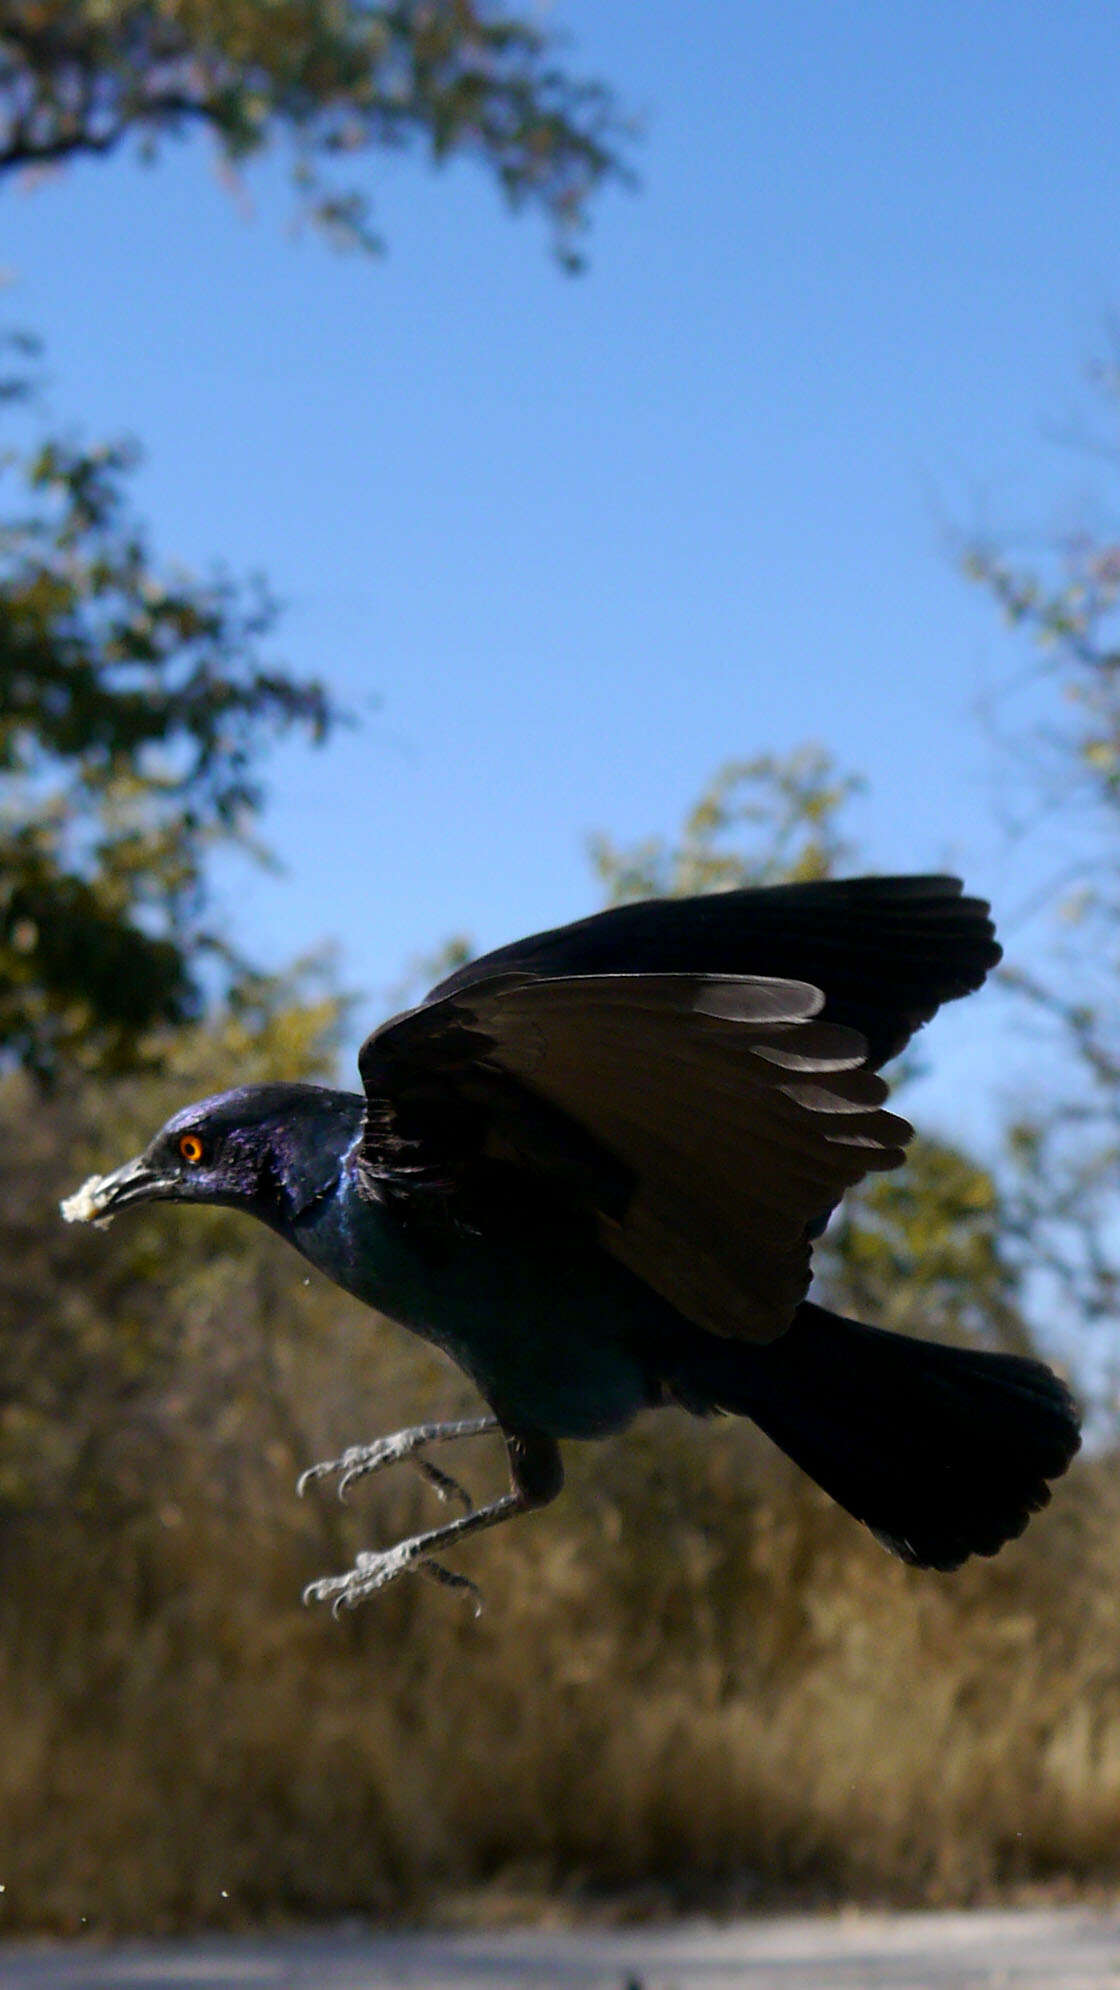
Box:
[0, 1, 633, 265]
[965, 354, 1120, 1361]
[0, 395, 338, 1081]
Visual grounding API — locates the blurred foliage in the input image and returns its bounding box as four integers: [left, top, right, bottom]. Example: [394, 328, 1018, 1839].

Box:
[964, 348, 1120, 1375]
[590, 748, 865, 902]
[822, 1139, 1037, 1362]
[0, 347, 338, 1082]
[0, 958, 347, 1521]
[0, 0, 634, 267]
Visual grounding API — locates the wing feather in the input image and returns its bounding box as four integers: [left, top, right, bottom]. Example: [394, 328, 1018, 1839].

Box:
[428, 874, 1001, 1067]
[358, 969, 913, 1342]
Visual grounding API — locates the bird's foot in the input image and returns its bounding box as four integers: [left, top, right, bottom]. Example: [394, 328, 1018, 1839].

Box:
[303, 1534, 484, 1616]
[296, 1413, 497, 1507]
[301, 1485, 523, 1616]
[299, 1429, 554, 1617]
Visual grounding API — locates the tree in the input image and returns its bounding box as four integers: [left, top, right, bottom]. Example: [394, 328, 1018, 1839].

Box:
[0, 392, 337, 1081]
[590, 747, 865, 901]
[0, 956, 348, 1527]
[0, 1, 633, 268]
[965, 355, 1120, 1377]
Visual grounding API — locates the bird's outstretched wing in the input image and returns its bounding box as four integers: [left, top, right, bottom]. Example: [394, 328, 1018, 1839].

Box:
[427, 873, 1001, 1069]
[362, 969, 911, 1340]
[357, 877, 999, 1342]
[356, 945, 937, 1345]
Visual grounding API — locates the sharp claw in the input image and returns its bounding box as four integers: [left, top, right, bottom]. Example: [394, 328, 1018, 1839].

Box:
[297, 1453, 362, 1498]
[299, 1440, 478, 1512]
[419, 1559, 485, 1614]
[299, 1446, 383, 1502]
[297, 1417, 497, 1513]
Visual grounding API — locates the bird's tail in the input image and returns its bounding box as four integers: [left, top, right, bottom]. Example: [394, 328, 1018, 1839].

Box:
[668, 1301, 1081, 1569]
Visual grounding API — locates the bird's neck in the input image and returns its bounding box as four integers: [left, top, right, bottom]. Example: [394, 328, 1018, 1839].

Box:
[279, 1127, 419, 1315]
[248, 1088, 366, 1234]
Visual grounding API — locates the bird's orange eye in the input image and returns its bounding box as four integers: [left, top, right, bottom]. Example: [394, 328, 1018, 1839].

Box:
[178, 1133, 204, 1165]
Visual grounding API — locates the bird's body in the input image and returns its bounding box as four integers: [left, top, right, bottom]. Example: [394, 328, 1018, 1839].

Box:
[290, 1112, 661, 1437]
[62, 875, 1082, 1610]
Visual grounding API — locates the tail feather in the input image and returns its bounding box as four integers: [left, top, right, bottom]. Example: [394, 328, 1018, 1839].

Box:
[670, 1300, 1081, 1570]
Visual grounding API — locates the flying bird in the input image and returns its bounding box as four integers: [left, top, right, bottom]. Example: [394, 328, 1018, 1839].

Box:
[62, 875, 1080, 1611]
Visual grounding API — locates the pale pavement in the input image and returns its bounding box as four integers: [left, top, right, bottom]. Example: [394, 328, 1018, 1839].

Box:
[4, 1907, 1120, 1990]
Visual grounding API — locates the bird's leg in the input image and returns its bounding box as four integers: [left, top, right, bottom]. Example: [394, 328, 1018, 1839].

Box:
[296, 1413, 498, 1509]
[302, 1431, 564, 1616]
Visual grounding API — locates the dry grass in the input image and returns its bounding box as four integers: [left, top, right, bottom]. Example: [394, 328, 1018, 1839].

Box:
[1, 1394, 1116, 1936]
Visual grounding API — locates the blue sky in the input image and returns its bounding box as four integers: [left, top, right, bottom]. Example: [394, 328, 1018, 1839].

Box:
[5, 2, 1120, 1129]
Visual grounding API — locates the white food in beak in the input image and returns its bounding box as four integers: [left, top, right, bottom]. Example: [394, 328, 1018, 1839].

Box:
[60, 1176, 115, 1227]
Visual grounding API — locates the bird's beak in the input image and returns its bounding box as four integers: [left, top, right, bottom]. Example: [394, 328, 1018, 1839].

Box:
[60, 1154, 177, 1228]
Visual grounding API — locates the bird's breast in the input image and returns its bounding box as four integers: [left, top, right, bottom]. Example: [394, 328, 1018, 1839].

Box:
[287, 1171, 660, 1438]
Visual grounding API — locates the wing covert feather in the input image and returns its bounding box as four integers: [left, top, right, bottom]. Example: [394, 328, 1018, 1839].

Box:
[359, 970, 914, 1342]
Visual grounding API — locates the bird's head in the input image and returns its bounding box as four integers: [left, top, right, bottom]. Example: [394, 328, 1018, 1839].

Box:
[61, 1083, 365, 1233]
